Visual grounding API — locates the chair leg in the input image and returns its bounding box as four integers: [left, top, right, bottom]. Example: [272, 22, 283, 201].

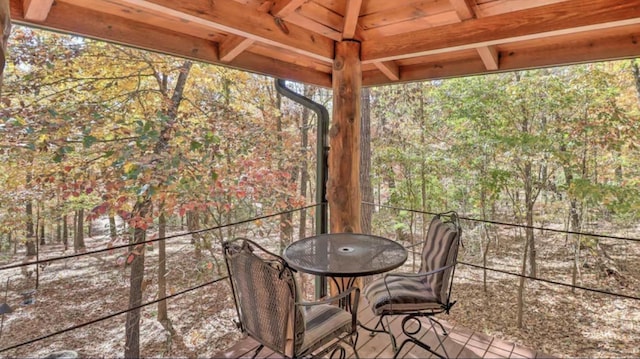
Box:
[383, 316, 398, 352]
[392, 315, 448, 359]
[359, 316, 384, 337]
[429, 317, 449, 336]
[251, 344, 264, 359]
[426, 317, 449, 358]
[351, 330, 360, 359]
[360, 315, 398, 352]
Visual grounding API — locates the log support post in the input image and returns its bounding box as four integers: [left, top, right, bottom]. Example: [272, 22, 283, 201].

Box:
[328, 40, 362, 234]
[328, 40, 362, 297]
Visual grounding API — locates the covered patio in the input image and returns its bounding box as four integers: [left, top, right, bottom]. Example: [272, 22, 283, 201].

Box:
[4, 1, 640, 358]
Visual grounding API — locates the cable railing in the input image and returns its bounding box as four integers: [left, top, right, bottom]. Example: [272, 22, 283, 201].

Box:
[0, 204, 321, 356]
[0, 203, 322, 272]
[363, 201, 640, 301]
[2, 201, 637, 356]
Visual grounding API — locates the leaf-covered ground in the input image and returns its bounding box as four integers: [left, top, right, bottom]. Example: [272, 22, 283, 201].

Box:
[0, 222, 638, 358]
[446, 224, 640, 359]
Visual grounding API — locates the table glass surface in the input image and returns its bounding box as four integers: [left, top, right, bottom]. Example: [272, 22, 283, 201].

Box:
[283, 233, 408, 277]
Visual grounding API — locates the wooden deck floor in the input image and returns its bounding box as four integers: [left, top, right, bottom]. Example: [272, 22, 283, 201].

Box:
[214, 299, 553, 359]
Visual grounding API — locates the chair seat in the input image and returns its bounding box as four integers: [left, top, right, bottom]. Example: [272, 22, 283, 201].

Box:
[300, 304, 352, 353]
[365, 276, 443, 315]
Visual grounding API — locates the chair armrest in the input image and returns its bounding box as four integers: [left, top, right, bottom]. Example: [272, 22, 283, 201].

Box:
[384, 263, 456, 282]
[297, 285, 358, 306]
[296, 286, 360, 330]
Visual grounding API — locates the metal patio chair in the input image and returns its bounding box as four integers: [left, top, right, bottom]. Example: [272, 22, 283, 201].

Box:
[363, 211, 462, 359]
[223, 238, 360, 359]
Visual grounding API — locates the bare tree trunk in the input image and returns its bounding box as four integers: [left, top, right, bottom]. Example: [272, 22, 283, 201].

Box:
[56, 216, 61, 243]
[360, 87, 373, 235]
[74, 209, 86, 252]
[524, 162, 537, 277]
[109, 214, 117, 240]
[280, 213, 293, 251]
[39, 221, 45, 246]
[298, 85, 312, 237]
[275, 90, 294, 250]
[62, 214, 69, 251]
[572, 231, 581, 293]
[25, 170, 36, 257]
[125, 60, 192, 359]
[37, 203, 45, 246]
[157, 212, 168, 323]
[631, 59, 640, 104]
[124, 199, 151, 358]
[25, 200, 36, 257]
[517, 228, 528, 329]
[481, 225, 492, 293]
[187, 212, 202, 258]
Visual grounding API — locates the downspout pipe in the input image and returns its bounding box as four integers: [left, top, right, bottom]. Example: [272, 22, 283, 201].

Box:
[275, 79, 328, 298]
[274, 79, 329, 236]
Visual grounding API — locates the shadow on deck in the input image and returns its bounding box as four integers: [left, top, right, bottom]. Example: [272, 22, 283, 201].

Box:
[214, 297, 553, 359]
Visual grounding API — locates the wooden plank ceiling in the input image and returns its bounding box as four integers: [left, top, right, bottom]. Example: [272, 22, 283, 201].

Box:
[9, 0, 640, 87]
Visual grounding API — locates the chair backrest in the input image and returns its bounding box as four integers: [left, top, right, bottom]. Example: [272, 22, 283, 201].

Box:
[419, 212, 462, 305]
[223, 238, 305, 356]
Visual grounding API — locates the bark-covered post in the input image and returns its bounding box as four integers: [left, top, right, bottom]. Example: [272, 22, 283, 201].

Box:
[328, 40, 362, 234]
[328, 40, 362, 295]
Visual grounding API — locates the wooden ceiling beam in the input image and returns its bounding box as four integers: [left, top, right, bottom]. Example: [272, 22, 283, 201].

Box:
[476, 46, 499, 70]
[233, 50, 332, 87]
[373, 61, 400, 81]
[11, 1, 220, 61]
[22, 0, 53, 21]
[61, 0, 226, 42]
[343, 0, 363, 39]
[123, 0, 334, 62]
[285, 12, 342, 41]
[220, 36, 255, 62]
[449, 0, 474, 20]
[219, 0, 271, 64]
[475, 0, 567, 18]
[270, 0, 306, 17]
[363, 24, 640, 86]
[448, 0, 499, 70]
[362, 0, 640, 63]
[10, 1, 332, 87]
[499, 26, 640, 72]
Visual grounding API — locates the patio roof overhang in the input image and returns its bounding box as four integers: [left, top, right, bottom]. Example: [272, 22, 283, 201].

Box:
[8, 0, 640, 88]
[7, 0, 640, 235]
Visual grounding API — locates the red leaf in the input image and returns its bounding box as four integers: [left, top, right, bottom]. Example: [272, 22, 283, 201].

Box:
[126, 253, 136, 265]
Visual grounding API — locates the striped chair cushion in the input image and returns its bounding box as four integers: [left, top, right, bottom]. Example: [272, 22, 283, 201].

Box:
[364, 275, 442, 315]
[420, 216, 459, 302]
[299, 304, 352, 353]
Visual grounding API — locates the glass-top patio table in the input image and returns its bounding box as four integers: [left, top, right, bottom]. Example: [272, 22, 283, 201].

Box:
[283, 232, 408, 311]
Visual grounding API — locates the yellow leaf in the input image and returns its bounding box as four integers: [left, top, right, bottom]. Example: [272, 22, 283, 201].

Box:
[123, 162, 137, 173]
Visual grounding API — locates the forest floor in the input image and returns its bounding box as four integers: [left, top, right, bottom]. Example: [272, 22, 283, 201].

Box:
[0, 220, 638, 358]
